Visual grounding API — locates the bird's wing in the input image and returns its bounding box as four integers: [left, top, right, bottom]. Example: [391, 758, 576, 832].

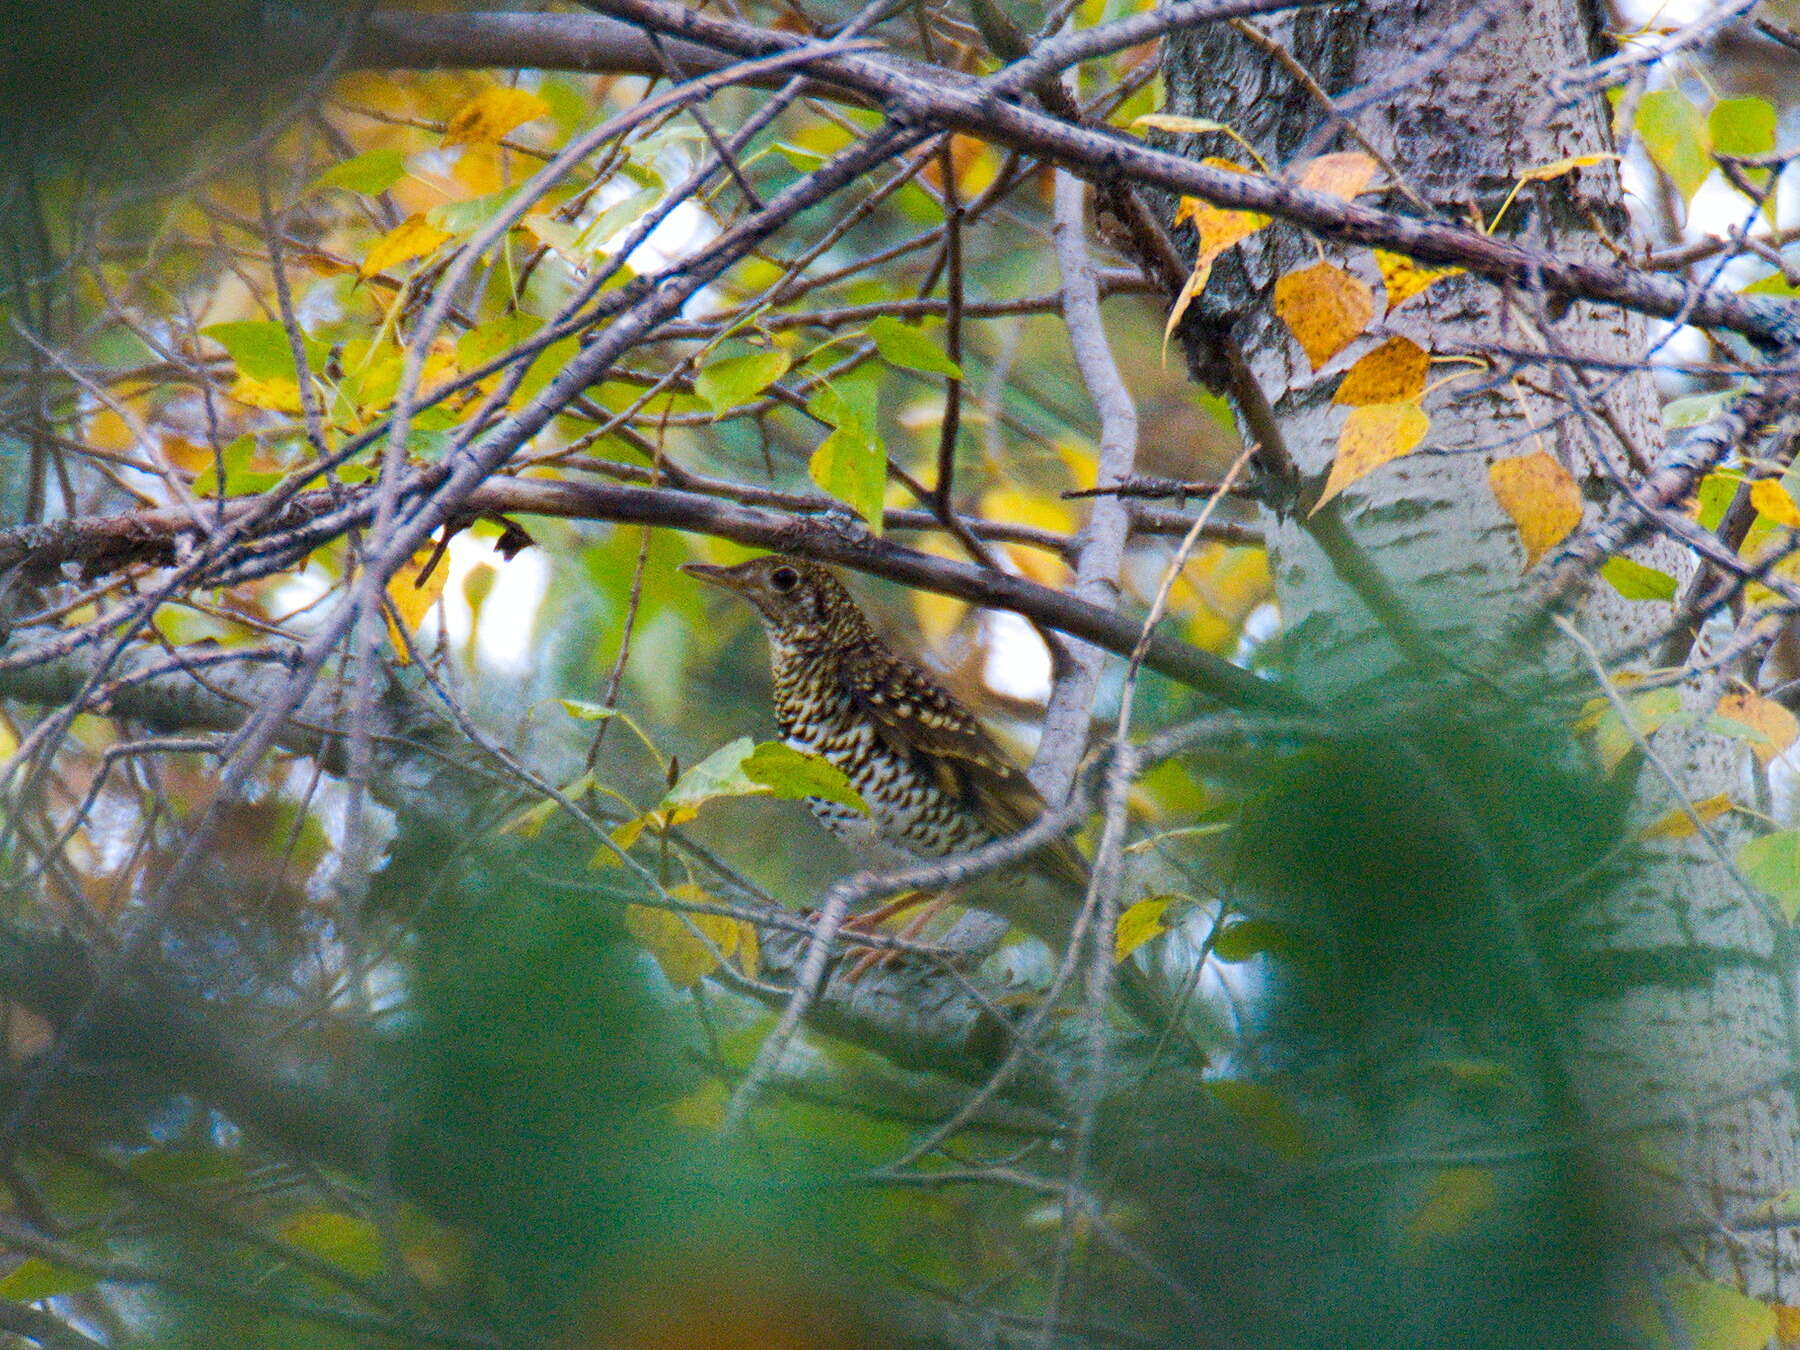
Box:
[842, 648, 1090, 889]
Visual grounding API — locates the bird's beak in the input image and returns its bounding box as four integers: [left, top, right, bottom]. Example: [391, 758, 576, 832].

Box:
[679, 561, 746, 593]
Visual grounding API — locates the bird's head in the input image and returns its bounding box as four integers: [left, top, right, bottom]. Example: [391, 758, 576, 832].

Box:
[680, 555, 872, 648]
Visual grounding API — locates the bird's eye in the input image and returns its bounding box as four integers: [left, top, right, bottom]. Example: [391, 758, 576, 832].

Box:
[769, 566, 800, 593]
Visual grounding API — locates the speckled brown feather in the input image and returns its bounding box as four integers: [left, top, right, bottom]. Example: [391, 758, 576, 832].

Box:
[680, 554, 1090, 922]
[680, 553, 1179, 1033]
[839, 641, 1092, 893]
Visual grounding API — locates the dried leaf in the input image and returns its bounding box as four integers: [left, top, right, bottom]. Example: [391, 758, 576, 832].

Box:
[1313, 400, 1430, 511]
[1375, 249, 1462, 312]
[1134, 113, 1235, 136]
[1334, 335, 1429, 406]
[1273, 261, 1373, 371]
[1488, 451, 1582, 565]
[444, 86, 552, 146]
[1295, 151, 1377, 200]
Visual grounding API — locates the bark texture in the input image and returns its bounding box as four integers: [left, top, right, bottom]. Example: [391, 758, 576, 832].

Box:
[1167, 0, 1800, 1294]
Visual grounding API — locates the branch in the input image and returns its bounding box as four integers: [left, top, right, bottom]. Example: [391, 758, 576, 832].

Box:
[1035, 173, 1139, 802]
[582, 0, 1800, 349]
[0, 479, 1298, 710]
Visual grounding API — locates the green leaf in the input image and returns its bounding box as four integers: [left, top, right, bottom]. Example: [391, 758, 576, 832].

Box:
[868, 316, 962, 379]
[1212, 918, 1298, 962]
[662, 737, 760, 812]
[1694, 472, 1743, 531]
[1664, 387, 1743, 430]
[742, 742, 867, 812]
[1744, 271, 1800, 298]
[1601, 555, 1678, 601]
[1708, 97, 1776, 158]
[279, 1210, 383, 1281]
[695, 349, 791, 413]
[309, 148, 407, 197]
[202, 319, 321, 382]
[457, 312, 544, 372]
[0, 1257, 97, 1301]
[191, 435, 283, 498]
[1205, 1080, 1320, 1160]
[809, 423, 886, 530]
[575, 186, 662, 251]
[1738, 829, 1800, 919]
[1636, 88, 1712, 203]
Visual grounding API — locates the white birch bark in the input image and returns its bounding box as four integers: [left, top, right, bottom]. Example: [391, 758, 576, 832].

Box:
[1166, 0, 1800, 1294]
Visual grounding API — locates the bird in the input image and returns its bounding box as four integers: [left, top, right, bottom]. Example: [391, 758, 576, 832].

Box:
[680, 553, 1176, 1030]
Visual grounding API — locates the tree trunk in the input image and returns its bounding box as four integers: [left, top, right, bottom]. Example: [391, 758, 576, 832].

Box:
[1166, 0, 1800, 1299]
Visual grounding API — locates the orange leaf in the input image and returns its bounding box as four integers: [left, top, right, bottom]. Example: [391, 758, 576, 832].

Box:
[1313, 400, 1429, 512]
[1296, 151, 1377, 200]
[444, 86, 551, 147]
[1717, 687, 1800, 766]
[1273, 261, 1373, 371]
[1334, 335, 1429, 406]
[1488, 451, 1582, 565]
[1775, 1302, 1800, 1349]
[1376, 249, 1463, 313]
[361, 213, 453, 278]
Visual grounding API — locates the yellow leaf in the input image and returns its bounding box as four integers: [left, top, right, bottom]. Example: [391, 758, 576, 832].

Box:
[978, 486, 1073, 588]
[228, 375, 302, 413]
[452, 142, 505, 195]
[1334, 335, 1429, 406]
[1273, 261, 1373, 371]
[1178, 543, 1272, 652]
[1375, 249, 1462, 312]
[1717, 686, 1800, 766]
[1750, 478, 1800, 528]
[626, 888, 750, 991]
[1520, 151, 1620, 183]
[1115, 896, 1173, 962]
[1177, 194, 1269, 261]
[1295, 151, 1377, 200]
[1166, 167, 1269, 353]
[444, 86, 551, 147]
[1639, 792, 1735, 840]
[361, 213, 453, 278]
[384, 545, 449, 663]
[1162, 255, 1214, 355]
[1404, 1167, 1497, 1251]
[1488, 451, 1583, 565]
[1313, 400, 1430, 511]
